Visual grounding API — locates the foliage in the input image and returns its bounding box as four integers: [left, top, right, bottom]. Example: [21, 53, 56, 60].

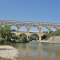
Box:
[11, 33, 17, 39]
[3, 25, 11, 41]
[29, 34, 39, 41]
[11, 29, 16, 31]
[0, 25, 29, 44]
[41, 29, 60, 40]
[0, 25, 3, 35]
[0, 25, 11, 44]
[18, 33, 27, 43]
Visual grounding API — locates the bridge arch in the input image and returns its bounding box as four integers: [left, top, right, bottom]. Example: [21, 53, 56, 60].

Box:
[41, 26, 48, 33]
[20, 33, 27, 37]
[50, 27, 57, 32]
[29, 26, 39, 32]
[11, 25, 17, 31]
[19, 25, 27, 32]
[19, 33, 27, 42]
[29, 33, 39, 41]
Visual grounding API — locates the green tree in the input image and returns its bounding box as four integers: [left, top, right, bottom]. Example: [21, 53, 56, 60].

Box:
[11, 29, 16, 31]
[19, 33, 27, 43]
[11, 33, 19, 43]
[29, 34, 39, 41]
[11, 33, 16, 39]
[3, 25, 11, 34]
[0, 25, 3, 34]
[0, 25, 4, 43]
[41, 29, 60, 40]
[2, 25, 11, 44]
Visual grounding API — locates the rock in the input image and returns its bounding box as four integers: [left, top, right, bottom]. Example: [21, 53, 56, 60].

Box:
[0, 45, 19, 60]
[48, 36, 60, 43]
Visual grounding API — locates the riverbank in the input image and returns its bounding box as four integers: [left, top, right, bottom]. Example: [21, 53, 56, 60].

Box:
[41, 36, 60, 43]
[0, 45, 19, 60]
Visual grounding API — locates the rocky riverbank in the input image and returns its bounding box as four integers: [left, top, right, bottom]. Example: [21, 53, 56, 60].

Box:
[0, 45, 19, 60]
[48, 36, 60, 43]
[41, 36, 60, 43]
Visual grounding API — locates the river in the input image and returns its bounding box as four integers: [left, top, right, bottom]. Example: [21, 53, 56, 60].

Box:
[12, 41, 60, 60]
[0, 41, 60, 60]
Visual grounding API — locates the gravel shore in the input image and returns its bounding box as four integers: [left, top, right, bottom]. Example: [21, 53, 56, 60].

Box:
[0, 45, 19, 60]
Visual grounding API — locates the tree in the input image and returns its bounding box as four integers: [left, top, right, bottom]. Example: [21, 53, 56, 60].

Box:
[2, 25, 11, 44]
[3, 25, 11, 34]
[0, 25, 3, 35]
[0, 25, 12, 44]
[11, 33, 16, 39]
[29, 34, 39, 41]
[11, 29, 16, 31]
[11, 33, 19, 43]
[41, 29, 60, 40]
[19, 33, 27, 43]
[0, 25, 4, 43]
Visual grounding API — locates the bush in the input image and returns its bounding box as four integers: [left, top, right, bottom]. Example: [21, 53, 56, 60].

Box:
[41, 29, 60, 40]
[18, 33, 27, 43]
[29, 34, 39, 41]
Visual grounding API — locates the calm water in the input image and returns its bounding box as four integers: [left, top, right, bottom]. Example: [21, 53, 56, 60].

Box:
[12, 41, 60, 60]
[1, 41, 60, 60]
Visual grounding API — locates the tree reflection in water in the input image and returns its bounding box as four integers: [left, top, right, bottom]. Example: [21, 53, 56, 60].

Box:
[0, 42, 60, 60]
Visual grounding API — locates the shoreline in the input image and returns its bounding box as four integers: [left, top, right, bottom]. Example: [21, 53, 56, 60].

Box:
[40, 40, 60, 43]
[40, 36, 60, 43]
[0, 45, 19, 60]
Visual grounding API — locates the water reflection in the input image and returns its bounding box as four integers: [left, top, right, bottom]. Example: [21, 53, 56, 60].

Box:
[1, 42, 60, 60]
[11, 42, 60, 60]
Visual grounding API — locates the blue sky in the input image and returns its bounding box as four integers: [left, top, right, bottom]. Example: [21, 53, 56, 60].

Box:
[0, 0, 60, 32]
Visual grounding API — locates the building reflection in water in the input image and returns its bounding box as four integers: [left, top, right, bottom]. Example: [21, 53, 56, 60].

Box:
[12, 42, 60, 60]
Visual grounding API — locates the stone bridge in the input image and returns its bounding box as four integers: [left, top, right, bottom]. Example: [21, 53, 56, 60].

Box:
[0, 20, 60, 41]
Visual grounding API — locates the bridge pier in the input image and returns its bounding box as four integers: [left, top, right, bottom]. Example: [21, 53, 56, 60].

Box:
[47, 27, 51, 33]
[39, 37, 41, 42]
[27, 35, 29, 41]
[16, 26, 19, 32]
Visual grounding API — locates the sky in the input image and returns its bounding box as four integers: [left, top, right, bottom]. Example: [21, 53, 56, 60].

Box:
[0, 0, 60, 32]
